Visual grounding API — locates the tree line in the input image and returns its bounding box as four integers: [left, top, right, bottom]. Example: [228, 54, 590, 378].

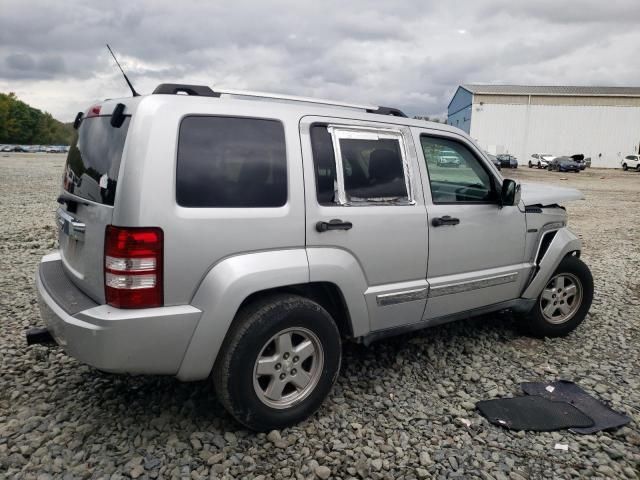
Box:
[0, 92, 74, 145]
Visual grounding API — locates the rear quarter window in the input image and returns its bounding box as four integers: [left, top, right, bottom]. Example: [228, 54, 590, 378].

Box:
[176, 116, 287, 207]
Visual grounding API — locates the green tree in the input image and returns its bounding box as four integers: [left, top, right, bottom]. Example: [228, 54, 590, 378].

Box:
[0, 92, 74, 145]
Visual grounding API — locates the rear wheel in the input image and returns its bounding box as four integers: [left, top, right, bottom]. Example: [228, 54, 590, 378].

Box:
[528, 161, 533, 168]
[524, 255, 593, 338]
[213, 294, 342, 431]
[622, 163, 628, 171]
[636, 165, 640, 172]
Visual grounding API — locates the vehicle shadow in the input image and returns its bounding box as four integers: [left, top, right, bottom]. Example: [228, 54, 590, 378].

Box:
[60, 310, 524, 433]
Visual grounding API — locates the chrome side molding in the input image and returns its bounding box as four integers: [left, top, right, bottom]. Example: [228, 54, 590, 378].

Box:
[376, 287, 429, 307]
[429, 272, 519, 298]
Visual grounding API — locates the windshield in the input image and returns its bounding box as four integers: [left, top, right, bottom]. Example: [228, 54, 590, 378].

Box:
[63, 116, 131, 205]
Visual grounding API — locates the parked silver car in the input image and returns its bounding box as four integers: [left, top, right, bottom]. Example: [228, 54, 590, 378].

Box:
[32, 84, 594, 430]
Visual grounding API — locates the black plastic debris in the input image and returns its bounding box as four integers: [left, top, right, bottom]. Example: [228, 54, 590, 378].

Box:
[521, 380, 632, 434]
[476, 395, 594, 431]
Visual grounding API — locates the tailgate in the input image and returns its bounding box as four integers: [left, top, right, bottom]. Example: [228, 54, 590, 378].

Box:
[58, 108, 131, 303]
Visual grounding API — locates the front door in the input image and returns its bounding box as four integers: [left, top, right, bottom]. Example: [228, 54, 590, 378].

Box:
[412, 128, 529, 320]
[301, 118, 429, 332]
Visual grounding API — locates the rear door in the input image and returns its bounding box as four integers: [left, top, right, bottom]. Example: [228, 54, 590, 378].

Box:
[57, 104, 132, 303]
[301, 117, 429, 332]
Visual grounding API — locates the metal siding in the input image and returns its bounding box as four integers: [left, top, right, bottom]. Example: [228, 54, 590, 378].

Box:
[447, 105, 472, 134]
[448, 87, 473, 114]
[469, 103, 640, 168]
[473, 94, 528, 105]
[463, 84, 640, 97]
[447, 88, 473, 134]
[531, 96, 640, 107]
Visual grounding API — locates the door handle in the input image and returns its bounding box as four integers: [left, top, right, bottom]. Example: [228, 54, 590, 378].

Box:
[432, 215, 460, 227]
[316, 219, 353, 232]
[56, 207, 86, 241]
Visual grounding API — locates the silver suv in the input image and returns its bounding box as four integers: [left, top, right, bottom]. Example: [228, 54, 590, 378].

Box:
[32, 84, 594, 431]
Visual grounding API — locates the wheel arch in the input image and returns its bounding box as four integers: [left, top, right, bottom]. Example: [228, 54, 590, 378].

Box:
[236, 282, 354, 339]
[176, 249, 366, 381]
[521, 228, 582, 300]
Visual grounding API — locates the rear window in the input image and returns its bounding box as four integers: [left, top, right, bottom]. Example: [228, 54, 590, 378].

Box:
[176, 116, 287, 208]
[64, 116, 131, 205]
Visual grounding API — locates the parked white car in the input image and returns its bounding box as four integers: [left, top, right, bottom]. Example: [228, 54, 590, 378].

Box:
[621, 155, 640, 171]
[529, 154, 555, 169]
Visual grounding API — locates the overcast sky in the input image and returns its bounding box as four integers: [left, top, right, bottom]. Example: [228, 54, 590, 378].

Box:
[1, 0, 638, 121]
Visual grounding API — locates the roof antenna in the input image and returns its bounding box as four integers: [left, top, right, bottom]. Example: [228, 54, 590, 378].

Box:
[106, 44, 140, 97]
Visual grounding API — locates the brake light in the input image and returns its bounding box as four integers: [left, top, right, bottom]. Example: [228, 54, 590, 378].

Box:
[104, 226, 163, 308]
[86, 105, 101, 118]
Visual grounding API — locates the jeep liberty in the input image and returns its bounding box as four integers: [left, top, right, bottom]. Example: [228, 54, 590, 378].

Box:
[31, 84, 594, 430]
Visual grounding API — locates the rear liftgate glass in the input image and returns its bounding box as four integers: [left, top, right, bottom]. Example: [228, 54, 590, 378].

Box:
[64, 106, 130, 205]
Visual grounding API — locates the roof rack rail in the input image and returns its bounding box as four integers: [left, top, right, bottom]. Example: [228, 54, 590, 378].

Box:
[152, 84, 220, 97]
[366, 106, 407, 117]
[215, 88, 378, 111]
[151, 83, 407, 117]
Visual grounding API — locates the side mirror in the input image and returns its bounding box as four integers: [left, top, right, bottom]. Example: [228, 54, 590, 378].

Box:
[500, 179, 521, 206]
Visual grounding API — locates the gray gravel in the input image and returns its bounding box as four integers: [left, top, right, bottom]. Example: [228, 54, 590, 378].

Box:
[1, 154, 639, 479]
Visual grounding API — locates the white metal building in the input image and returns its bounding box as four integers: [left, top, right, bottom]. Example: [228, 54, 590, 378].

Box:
[447, 84, 640, 168]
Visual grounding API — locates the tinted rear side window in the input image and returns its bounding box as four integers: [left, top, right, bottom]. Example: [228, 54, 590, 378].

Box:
[310, 125, 336, 205]
[177, 116, 287, 207]
[64, 116, 131, 205]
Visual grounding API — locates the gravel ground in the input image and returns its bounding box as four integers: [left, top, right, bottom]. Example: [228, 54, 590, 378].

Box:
[1, 154, 639, 479]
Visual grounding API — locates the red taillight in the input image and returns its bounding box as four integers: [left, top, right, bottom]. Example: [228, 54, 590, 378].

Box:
[86, 105, 101, 118]
[104, 226, 163, 308]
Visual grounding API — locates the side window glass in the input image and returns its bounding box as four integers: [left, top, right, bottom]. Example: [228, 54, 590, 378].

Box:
[176, 116, 287, 207]
[310, 126, 336, 205]
[421, 136, 496, 203]
[310, 126, 410, 205]
[337, 137, 408, 203]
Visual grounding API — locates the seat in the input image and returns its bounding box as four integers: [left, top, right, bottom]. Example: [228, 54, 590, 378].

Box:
[366, 149, 407, 198]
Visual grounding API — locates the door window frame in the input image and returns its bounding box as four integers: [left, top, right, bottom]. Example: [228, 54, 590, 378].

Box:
[419, 133, 502, 206]
[325, 125, 416, 206]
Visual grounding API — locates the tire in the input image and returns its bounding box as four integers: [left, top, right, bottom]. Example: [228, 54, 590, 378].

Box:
[636, 165, 640, 172]
[528, 161, 533, 168]
[622, 163, 628, 171]
[213, 294, 342, 431]
[524, 255, 593, 338]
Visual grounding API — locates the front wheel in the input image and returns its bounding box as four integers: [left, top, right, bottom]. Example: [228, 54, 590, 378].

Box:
[213, 294, 342, 431]
[622, 163, 628, 171]
[528, 161, 533, 168]
[524, 255, 593, 338]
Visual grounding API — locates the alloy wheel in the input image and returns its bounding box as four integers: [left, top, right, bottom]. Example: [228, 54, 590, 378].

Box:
[539, 273, 583, 324]
[253, 327, 324, 409]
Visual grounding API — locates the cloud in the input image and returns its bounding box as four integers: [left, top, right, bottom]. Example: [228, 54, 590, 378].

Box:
[4, 53, 66, 80]
[0, 0, 637, 121]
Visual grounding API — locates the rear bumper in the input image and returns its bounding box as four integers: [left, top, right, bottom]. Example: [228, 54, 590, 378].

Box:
[35, 252, 202, 375]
